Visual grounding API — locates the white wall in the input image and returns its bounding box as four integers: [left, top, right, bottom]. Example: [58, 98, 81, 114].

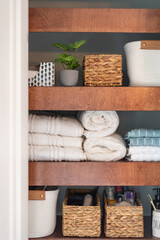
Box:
[0, 0, 28, 239]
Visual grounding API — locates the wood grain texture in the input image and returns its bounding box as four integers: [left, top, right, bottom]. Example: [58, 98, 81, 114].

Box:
[29, 87, 160, 111]
[141, 40, 160, 50]
[29, 8, 160, 33]
[29, 162, 160, 186]
[29, 190, 45, 200]
[29, 216, 151, 240]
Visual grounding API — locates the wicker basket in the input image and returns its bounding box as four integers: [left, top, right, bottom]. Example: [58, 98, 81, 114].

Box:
[62, 189, 101, 237]
[83, 54, 122, 86]
[104, 194, 144, 238]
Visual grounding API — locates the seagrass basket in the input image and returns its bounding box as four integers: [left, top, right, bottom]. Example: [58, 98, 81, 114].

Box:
[62, 189, 101, 237]
[104, 194, 144, 238]
[83, 54, 122, 86]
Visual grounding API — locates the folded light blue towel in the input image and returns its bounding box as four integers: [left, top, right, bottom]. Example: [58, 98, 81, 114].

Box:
[128, 137, 160, 146]
[125, 129, 160, 139]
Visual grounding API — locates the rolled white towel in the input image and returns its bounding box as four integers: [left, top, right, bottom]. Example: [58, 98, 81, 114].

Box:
[29, 145, 86, 161]
[78, 111, 119, 138]
[28, 133, 83, 148]
[83, 133, 126, 161]
[29, 114, 84, 137]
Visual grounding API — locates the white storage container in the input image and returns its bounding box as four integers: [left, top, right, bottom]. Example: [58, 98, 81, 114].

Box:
[28, 62, 55, 86]
[28, 186, 59, 238]
[152, 210, 160, 238]
[124, 40, 160, 86]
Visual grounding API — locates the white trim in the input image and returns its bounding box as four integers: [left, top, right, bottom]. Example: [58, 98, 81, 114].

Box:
[0, 0, 28, 239]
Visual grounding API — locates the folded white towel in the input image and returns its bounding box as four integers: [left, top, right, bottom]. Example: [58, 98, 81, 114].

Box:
[127, 146, 160, 161]
[78, 111, 119, 138]
[128, 146, 160, 154]
[29, 145, 86, 161]
[29, 133, 83, 148]
[127, 154, 160, 161]
[29, 114, 84, 137]
[83, 133, 126, 161]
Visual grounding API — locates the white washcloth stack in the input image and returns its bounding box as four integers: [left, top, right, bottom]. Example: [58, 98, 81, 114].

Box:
[78, 111, 126, 161]
[28, 114, 86, 161]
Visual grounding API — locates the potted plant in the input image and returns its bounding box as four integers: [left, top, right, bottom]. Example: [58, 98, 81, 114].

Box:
[52, 40, 86, 86]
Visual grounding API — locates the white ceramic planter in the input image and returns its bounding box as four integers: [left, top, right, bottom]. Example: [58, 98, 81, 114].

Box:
[28, 187, 59, 238]
[60, 70, 79, 86]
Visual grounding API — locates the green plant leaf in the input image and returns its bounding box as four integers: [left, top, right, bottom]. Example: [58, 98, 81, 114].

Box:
[52, 43, 71, 51]
[57, 53, 69, 59]
[52, 40, 86, 69]
[54, 58, 65, 63]
[57, 53, 74, 62]
[69, 40, 86, 51]
[63, 55, 74, 62]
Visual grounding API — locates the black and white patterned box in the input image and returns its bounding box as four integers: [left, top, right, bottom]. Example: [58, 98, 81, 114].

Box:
[28, 62, 55, 86]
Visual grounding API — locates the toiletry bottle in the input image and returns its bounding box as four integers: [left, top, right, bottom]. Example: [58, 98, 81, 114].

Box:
[151, 188, 160, 216]
[115, 186, 124, 202]
[153, 188, 160, 210]
[107, 187, 116, 205]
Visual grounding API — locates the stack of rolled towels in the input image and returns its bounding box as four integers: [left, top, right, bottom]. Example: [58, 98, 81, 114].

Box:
[29, 114, 86, 161]
[78, 111, 126, 161]
[125, 129, 160, 161]
[28, 111, 127, 162]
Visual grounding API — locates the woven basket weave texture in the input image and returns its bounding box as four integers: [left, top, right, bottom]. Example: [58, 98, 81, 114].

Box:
[62, 189, 101, 237]
[104, 195, 144, 238]
[83, 54, 122, 86]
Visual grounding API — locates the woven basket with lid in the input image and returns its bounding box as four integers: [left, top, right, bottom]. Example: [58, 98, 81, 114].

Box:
[83, 54, 122, 86]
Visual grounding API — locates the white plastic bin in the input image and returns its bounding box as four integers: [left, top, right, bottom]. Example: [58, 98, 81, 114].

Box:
[124, 40, 160, 86]
[28, 186, 59, 238]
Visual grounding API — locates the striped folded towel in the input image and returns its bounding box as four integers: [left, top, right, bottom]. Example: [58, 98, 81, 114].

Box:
[127, 137, 160, 147]
[125, 129, 160, 138]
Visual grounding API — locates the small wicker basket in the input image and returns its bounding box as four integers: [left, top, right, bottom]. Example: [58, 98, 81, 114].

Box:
[83, 54, 122, 86]
[62, 189, 101, 237]
[104, 194, 144, 238]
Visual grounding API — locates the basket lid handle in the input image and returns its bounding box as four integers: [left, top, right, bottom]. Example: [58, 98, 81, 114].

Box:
[29, 190, 46, 200]
[141, 40, 160, 50]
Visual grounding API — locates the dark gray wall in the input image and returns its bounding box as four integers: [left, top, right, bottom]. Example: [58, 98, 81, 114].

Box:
[29, 0, 160, 8]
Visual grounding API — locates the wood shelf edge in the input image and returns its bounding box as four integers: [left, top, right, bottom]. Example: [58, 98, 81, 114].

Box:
[29, 161, 160, 186]
[29, 8, 160, 33]
[29, 87, 160, 111]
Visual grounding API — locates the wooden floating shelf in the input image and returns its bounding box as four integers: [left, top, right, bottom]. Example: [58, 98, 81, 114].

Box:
[29, 216, 151, 240]
[29, 87, 160, 111]
[29, 8, 160, 33]
[29, 161, 160, 186]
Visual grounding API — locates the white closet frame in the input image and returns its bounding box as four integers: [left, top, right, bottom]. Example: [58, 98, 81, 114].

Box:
[0, 0, 28, 239]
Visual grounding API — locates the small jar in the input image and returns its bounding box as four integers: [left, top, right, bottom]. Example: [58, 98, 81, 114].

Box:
[152, 210, 160, 238]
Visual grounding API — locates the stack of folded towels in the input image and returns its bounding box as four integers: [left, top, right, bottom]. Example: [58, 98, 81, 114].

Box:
[28, 114, 86, 161]
[78, 111, 126, 161]
[125, 129, 160, 161]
